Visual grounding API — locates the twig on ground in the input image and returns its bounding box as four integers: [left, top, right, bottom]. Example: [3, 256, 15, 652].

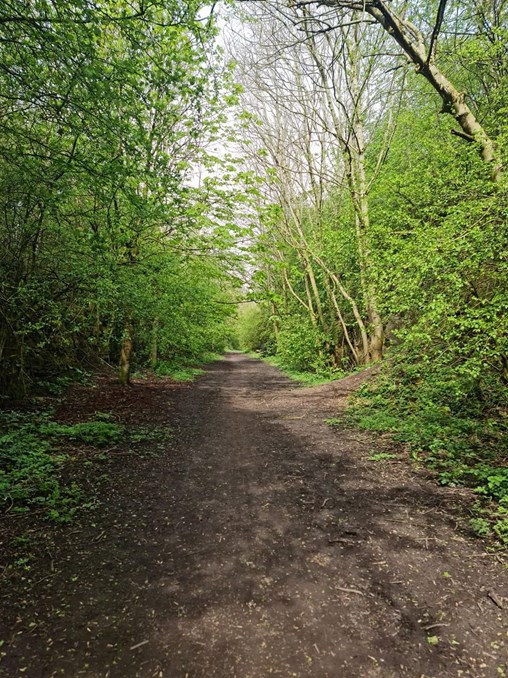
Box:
[487, 590, 504, 609]
[335, 586, 366, 596]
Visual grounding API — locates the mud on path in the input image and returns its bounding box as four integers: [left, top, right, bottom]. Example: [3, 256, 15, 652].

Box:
[1, 353, 507, 677]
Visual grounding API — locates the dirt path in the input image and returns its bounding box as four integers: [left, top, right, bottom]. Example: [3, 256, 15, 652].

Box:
[1, 354, 507, 677]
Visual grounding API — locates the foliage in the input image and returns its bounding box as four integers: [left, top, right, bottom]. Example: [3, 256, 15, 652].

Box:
[231, 2, 508, 543]
[155, 352, 223, 381]
[260, 355, 342, 386]
[343, 89, 508, 541]
[157, 365, 206, 382]
[38, 421, 124, 446]
[0, 411, 120, 520]
[235, 303, 276, 354]
[275, 315, 331, 373]
[0, 0, 246, 398]
[0, 409, 174, 521]
[156, 362, 206, 382]
[349, 363, 508, 542]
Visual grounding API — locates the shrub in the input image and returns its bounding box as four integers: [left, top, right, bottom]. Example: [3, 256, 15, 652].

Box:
[276, 316, 330, 373]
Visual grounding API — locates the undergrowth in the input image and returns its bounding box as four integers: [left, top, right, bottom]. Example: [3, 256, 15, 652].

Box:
[348, 367, 508, 545]
[33, 367, 91, 397]
[0, 411, 168, 523]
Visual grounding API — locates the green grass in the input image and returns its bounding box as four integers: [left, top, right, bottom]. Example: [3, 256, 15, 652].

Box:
[155, 352, 224, 382]
[367, 452, 399, 462]
[158, 365, 206, 382]
[249, 353, 344, 386]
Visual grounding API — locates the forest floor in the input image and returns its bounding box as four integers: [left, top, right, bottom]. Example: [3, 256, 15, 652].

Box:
[0, 353, 507, 677]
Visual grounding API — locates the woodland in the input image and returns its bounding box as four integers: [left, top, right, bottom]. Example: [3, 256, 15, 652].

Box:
[0, 0, 507, 540]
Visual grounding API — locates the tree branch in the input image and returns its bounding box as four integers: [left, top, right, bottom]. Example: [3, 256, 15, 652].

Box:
[426, 0, 448, 64]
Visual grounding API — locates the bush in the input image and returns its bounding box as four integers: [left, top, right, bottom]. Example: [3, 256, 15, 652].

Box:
[276, 315, 330, 373]
[235, 303, 275, 354]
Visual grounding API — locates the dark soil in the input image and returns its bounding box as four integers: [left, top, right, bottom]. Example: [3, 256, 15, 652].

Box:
[0, 354, 507, 677]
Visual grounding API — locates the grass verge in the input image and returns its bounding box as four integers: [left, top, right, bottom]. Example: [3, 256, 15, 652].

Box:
[155, 352, 224, 382]
[248, 352, 344, 387]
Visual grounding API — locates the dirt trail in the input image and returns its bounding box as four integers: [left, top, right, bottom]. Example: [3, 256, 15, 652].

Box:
[1, 353, 507, 677]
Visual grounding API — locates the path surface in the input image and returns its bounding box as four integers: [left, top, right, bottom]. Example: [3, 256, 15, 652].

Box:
[1, 354, 507, 677]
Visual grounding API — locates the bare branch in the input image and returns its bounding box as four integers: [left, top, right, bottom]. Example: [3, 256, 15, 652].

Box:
[427, 0, 448, 64]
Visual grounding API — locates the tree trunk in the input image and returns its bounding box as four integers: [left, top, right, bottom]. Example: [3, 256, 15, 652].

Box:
[150, 317, 159, 370]
[368, 317, 384, 362]
[271, 301, 279, 343]
[118, 323, 133, 385]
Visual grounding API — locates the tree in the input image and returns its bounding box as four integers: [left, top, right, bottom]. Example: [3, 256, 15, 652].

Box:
[287, 0, 503, 178]
[227, 0, 508, 531]
[227, 3, 402, 365]
[0, 0, 244, 396]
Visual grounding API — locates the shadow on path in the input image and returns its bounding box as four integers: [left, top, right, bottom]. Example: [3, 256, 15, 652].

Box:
[1, 354, 506, 677]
